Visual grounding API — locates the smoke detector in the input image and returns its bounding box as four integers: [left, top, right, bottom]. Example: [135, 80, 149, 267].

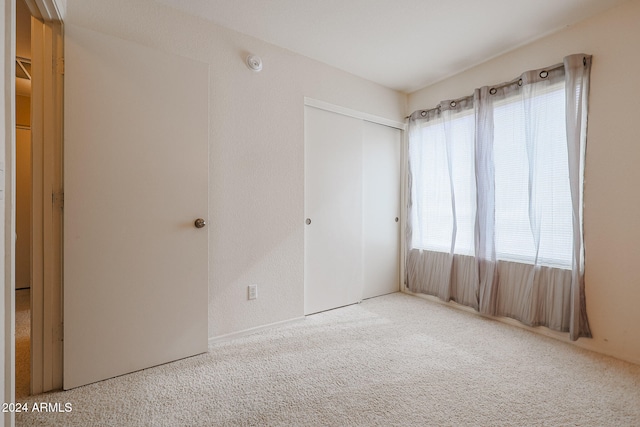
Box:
[246, 54, 263, 72]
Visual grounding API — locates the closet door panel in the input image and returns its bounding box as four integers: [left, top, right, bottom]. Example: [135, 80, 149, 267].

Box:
[304, 106, 363, 315]
[362, 121, 401, 299]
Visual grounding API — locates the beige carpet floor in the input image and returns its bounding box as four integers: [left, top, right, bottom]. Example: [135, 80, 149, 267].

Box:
[15, 292, 640, 426]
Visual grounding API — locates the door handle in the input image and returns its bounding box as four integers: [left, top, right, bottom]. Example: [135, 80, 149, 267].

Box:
[194, 218, 206, 229]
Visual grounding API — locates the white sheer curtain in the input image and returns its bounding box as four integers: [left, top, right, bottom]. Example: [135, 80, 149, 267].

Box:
[407, 54, 592, 340]
[564, 55, 592, 340]
[407, 98, 478, 308]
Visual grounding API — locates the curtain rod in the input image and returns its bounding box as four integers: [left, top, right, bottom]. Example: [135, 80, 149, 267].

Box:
[406, 62, 566, 119]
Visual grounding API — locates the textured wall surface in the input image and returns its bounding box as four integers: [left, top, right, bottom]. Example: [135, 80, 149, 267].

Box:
[409, 0, 640, 364]
[64, 0, 406, 338]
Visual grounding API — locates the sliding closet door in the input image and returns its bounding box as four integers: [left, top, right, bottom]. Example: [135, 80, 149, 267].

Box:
[362, 121, 401, 299]
[304, 106, 363, 315]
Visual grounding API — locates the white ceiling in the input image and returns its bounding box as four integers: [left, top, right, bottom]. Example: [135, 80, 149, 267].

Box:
[154, 0, 627, 93]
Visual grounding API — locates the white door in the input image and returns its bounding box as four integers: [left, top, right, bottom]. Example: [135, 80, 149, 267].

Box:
[63, 25, 209, 389]
[362, 121, 401, 299]
[304, 106, 363, 315]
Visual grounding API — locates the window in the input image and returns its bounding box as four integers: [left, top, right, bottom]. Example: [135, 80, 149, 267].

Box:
[410, 82, 573, 269]
[410, 111, 475, 256]
[406, 55, 592, 340]
[493, 84, 573, 268]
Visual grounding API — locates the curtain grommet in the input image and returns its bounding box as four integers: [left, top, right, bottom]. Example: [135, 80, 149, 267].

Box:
[518, 79, 523, 86]
[540, 70, 549, 78]
[450, 101, 456, 107]
[489, 88, 497, 95]
[421, 111, 427, 117]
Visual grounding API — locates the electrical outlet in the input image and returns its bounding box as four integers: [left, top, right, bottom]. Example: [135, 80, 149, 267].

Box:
[248, 284, 258, 300]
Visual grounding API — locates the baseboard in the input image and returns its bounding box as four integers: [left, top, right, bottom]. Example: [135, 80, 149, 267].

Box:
[208, 317, 305, 347]
[402, 288, 640, 366]
[570, 336, 640, 366]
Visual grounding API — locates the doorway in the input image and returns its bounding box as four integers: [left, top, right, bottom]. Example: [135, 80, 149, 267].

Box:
[15, 0, 32, 399]
[14, 0, 64, 396]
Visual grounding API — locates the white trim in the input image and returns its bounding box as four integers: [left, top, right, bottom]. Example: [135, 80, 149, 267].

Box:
[24, 0, 64, 22]
[3, 0, 17, 425]
[304, 97, 406, 131]
[399, 121, 408, 291]
[208, 317, 305, 346]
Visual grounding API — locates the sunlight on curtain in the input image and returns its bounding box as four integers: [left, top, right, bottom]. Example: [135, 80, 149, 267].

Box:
[493, 83, 573, 268]
[409, 108, 475, 255]
[407, 99, 478, 307]
[406, 54, 592, 340]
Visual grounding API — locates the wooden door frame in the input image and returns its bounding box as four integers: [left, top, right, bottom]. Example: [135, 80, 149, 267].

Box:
[24, 0, 64, 394]
[3, 0, 63, 422]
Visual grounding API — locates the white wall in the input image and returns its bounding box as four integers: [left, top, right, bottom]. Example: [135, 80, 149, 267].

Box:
[64, 0, 406, 338]
[409, 0, 640, 365]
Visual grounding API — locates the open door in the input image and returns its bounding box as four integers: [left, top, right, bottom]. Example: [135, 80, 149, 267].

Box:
[63, 25, 209, 389]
